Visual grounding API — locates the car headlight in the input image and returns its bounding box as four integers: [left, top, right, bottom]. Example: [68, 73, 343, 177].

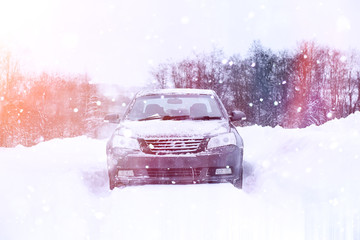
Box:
[112, 135, 140, 150]
[207, 132, 236, 149]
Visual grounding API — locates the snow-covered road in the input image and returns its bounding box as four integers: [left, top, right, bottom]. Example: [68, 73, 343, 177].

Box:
[1, 113, 360, 240]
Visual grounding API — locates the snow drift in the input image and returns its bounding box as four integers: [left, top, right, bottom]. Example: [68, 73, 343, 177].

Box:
[0, 112, 360, 240]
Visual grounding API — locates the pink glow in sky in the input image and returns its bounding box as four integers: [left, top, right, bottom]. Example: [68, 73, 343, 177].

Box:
[0, 0, 359, 87]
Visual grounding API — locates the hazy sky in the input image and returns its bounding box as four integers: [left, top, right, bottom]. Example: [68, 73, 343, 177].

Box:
[0, 0, 359, 87]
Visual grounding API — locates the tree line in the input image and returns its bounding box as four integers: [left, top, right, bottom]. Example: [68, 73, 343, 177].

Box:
[150, 41, 360, 128]
[0, 49, 130, 147]
[1, 40, 360, 147]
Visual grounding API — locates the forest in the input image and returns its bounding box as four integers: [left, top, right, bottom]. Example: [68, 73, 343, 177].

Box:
[1, 40, 360, 147]
[151, 41, 360, 128]
[0, 49, 130, 147]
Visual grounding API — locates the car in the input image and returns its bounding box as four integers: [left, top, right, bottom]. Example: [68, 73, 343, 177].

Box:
[105, 88, 245, 190]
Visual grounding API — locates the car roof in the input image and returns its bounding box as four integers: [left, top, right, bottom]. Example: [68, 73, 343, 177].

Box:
[135, 88, 216, 98]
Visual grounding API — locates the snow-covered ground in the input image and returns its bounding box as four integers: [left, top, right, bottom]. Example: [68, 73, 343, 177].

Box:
[1, 112, 360, 240]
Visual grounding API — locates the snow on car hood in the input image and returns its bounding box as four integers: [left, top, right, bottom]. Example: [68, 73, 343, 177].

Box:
[117, 119, 230, 138]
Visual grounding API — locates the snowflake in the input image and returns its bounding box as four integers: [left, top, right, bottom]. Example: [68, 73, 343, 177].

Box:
[340, 56, 347, 62]
[248, 11, 255, 19]
[181, 16, 190, 24]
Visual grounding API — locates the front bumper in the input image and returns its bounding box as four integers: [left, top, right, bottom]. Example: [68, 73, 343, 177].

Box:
[107, 145, 243, 186]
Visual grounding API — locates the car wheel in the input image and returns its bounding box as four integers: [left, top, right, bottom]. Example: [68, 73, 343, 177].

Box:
[109, 175, 116, 190]
[232, 168, 243, 189]
[109, 175, 127, 190]
[109, 180, 115, 190]
[232, 177, 243, 189]
[108, 169, 117, 190]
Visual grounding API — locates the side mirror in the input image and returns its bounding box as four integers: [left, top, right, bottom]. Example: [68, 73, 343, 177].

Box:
[104, 114, 121, 124]
[230, 111, 246, 122]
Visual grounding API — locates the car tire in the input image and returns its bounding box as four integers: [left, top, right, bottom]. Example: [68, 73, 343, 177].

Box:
[109, 176, 116, 190]
[108, 169, 117, 190]
[109, 176, 127, 190]
[232, 177, 243, 189]
[232, 167, 243, 189]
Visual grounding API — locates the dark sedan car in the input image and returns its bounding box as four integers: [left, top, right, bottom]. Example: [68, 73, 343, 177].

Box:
[105, 89, 245, 189]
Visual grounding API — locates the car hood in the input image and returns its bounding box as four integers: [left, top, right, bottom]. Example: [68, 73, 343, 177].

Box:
[117, 120, 230, 138]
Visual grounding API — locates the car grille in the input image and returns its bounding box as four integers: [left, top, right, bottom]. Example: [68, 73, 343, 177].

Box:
[146, 168, 202, 178]
[143, 137, 204, 154]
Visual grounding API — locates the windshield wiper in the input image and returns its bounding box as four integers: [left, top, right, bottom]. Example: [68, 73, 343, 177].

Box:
[162, 115, 190, 120]
[138, 114, 162, 121]
[191, 116, 222, 120]
[138, 115, 220, 121]
[138, 114, 191, 121]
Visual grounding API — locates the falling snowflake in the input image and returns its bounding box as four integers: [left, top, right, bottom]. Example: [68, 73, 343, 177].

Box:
[297, 107, 302, 113]
[73, 108, 79, 113]
[96, 101, 101, 106]
[248, 11, 255, 19]
[251, 62, 256, 67]
[181, 16, 190, 24]
[329, 198, 339, 207]
[94, 211, 105, 220]
[274, 101, 279, 106]
[303, 54, 308, 59]
[249, 103, 253, 107]
[340, 56, 347, 62]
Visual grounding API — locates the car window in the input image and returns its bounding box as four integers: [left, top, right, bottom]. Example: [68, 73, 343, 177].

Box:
[126, 94, 224, 120]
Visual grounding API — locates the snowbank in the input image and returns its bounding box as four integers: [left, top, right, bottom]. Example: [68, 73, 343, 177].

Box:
[0, 112, 359, 240]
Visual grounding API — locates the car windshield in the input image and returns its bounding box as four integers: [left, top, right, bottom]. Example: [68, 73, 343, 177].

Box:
[125, 94, 224, 121]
